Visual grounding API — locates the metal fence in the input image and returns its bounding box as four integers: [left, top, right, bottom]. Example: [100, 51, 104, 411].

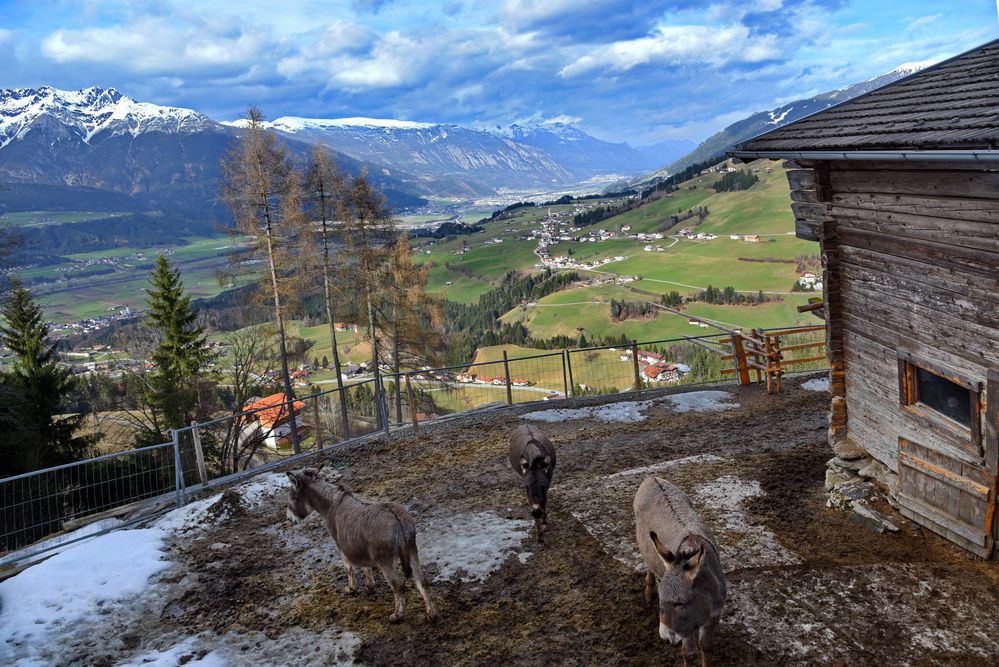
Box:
[0, 327, 827, 566]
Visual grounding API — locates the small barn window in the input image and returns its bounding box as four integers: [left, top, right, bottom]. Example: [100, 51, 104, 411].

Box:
[898, 351, 981, 451]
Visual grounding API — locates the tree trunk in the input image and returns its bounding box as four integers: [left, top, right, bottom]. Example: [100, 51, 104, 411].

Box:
[393, 313, 402, 425]
[365, 286, 386, 431]
[263, 219, 300, 453]
[320, 220, 350, 439]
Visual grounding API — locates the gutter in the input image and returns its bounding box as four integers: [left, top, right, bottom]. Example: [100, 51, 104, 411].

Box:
[729, 149, 999, 162]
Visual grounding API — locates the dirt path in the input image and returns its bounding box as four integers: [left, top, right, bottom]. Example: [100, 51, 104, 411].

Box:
[98, 378, 999, 666]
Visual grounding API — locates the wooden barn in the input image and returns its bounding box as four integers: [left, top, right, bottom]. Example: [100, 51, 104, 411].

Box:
[730, 39, 999, 557]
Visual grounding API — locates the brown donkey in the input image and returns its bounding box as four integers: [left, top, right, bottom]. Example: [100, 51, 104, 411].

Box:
[286, 466, 437, 623]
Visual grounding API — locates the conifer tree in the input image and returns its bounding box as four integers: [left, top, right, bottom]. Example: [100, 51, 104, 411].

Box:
[221, 106, 306, 452]
[305, 147, 352, 437]
[0, 280, 92, 474]
[145, 256, 213, 433]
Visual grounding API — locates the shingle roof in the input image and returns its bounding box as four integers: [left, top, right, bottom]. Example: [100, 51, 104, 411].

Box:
[732, 39, 999, 154]
[244, 392, 305, 429]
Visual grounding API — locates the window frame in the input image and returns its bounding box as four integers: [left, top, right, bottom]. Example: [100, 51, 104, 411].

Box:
[897, 350, 982, 455]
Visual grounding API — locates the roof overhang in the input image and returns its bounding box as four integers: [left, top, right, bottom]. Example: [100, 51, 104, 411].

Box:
[729, 149, 999, 163]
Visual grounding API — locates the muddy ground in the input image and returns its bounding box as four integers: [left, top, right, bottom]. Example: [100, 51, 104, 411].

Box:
[75, 378, 999, 665]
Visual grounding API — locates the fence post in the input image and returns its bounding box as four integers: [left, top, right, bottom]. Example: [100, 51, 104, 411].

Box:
[406, 373, 419, 431]
[171, 429, 186, 507]
[631, 340, 642, 393]
[566, 349, 575, 398]
[311, 393, 322, 448]
[561, 350, 570, 399]
[379, 376, 391, 435]
[502, 351, 513, 406]
[731, 333, 751, 386]
[189, 421, 209, 488]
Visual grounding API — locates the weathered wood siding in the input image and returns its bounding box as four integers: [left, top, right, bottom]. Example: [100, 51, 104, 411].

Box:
[827, 160, 998, 472]
[789, 159, 999, 555]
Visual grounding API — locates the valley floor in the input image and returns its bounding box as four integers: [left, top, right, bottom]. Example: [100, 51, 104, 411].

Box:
[5, 377, 999, 665]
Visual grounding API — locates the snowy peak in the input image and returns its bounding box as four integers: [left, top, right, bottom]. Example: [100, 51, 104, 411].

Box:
[0, 85, 216, 148]
[877, 60, 935, 80]
[268, 116, 441, 132]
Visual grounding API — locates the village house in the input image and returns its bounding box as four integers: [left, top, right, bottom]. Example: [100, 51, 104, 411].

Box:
[731, 38, 999, 557]
[241, 393, 311, 450]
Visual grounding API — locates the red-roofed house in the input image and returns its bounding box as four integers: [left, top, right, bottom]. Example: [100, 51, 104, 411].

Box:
[242, 393, 310, 449]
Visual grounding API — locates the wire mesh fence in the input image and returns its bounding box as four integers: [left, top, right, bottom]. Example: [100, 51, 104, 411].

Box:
[0, 441, 178, 564]
[1, 327, 830, 565]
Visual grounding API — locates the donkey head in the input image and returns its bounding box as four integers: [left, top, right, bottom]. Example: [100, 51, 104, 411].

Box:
[520, 455, 551, 519]
[285, 465, 325, 522]
[650, 531, 712, 646]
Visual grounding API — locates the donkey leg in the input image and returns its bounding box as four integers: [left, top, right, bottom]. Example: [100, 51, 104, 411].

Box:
[379, 564, 407, 623]
[681, 636, 698, 667]
[344, 559, 358, 593]
[644, 572, 655, 604]
[409, 553, 438, 620]
[698, 619, 718, 667]
[534, 516, 545, 544]
[364, 567, 376, 592]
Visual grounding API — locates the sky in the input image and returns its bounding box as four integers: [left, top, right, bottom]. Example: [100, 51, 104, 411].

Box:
[0, 0, 996, 145]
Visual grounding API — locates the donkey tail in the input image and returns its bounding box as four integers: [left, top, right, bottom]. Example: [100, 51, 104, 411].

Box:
[399, 536, 415, 579]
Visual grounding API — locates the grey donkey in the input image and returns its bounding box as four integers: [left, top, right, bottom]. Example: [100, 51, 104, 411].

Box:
[634, 476, 726, 667]
[509, 424, 556, 542]
[285, 466, 437, 623]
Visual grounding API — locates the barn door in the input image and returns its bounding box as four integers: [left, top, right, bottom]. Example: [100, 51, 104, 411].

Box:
[894, 369, 998, 558]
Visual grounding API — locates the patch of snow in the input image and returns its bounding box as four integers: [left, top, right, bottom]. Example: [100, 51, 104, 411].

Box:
[607, 454, 727, 479]
[662, 391, 739, 413]
[0, 529, 170, 664]
[522, 391, 738, 424]
[695, 475, 800, 567]
[120, 628, 360, 667]
[802, 377, 830, 392]
[768, 107, 793, 124]
[417, 512, 531, 581]
[155, 472, 286, 534]
[0, 517, 122, 567]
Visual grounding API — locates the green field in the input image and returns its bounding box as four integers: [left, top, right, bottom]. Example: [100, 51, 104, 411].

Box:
[32, 235, 246, 325]
[0, 210, 128, 228]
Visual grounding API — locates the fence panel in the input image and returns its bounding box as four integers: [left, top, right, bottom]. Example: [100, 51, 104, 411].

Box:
[0, 441, 177, 564]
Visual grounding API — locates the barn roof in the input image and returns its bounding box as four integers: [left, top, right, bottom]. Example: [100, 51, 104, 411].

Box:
[730, 39, 999, 159]
[243, 392, 305, 429]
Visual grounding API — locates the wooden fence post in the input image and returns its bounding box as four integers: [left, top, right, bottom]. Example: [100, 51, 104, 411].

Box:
[406, 373, 419, 431]
[631, 340, 642, 393]
[731, 333, 751, 386]
[190, 420, 208, 488]
[502, 351, 513, 406]
[311, 394, 322, 448]
[750, 328, 763, 384]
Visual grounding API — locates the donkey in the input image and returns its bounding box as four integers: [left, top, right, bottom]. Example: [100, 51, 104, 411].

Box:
[285, 466, 437, 623]
[634, 476, 725, 667]
[509, 424, 556, 542]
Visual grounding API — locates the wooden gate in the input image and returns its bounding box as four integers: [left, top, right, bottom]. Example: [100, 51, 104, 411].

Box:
[721, 326, 828, 394]
[895, 371, 998, 558]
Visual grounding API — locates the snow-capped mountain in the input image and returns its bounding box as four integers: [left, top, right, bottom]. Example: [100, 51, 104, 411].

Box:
[664, 60, 937, 174]
[244, 115, 580, 195]
[0, 86, 215, 148]
[0, 86, 426, 211]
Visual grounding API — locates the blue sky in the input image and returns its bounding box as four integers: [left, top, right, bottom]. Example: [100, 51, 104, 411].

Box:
[0, 0, 996, 144]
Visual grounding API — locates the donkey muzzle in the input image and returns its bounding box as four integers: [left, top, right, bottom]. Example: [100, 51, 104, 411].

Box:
[531, 505, 544, 519]
[659, 623, 683, 646]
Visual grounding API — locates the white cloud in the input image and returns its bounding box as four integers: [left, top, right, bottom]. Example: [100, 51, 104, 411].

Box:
[559, 24, 779, 78]
[41, 16, 266, 74]
[906, 14, 942, 32]
[0, 28, 12, 44]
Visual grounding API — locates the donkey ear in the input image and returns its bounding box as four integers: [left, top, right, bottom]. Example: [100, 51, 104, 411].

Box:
[287, 471, 303, 487]
[682, 543, 705, 578]
[650, 531, 675, 565]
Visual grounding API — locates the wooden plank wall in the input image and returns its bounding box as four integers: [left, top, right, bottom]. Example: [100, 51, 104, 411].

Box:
[818, 160, 999, 472]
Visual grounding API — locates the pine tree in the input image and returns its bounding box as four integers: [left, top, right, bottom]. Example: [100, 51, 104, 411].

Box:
[145, 256, 213, 433]
[0, 280, 92, 474]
